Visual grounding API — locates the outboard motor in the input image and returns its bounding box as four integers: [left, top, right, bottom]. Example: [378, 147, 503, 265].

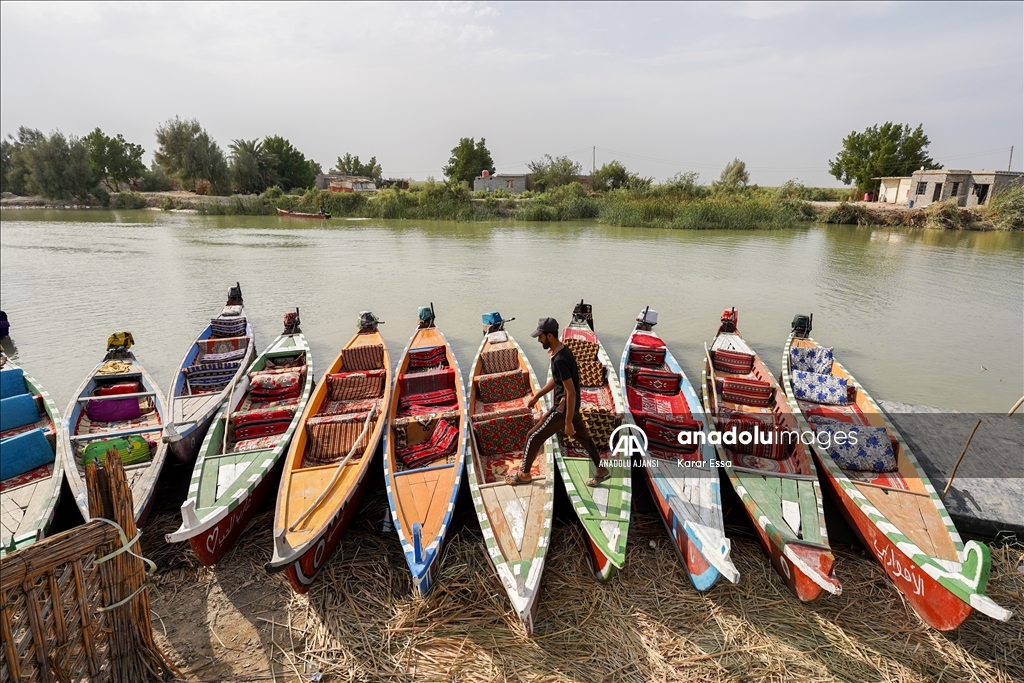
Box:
[572, 299, 594, 330]
[791, 313, 813, 339]
[358, 311, 382, 333]
[719, 307, 738, 334]
[226, 282, 243, 306]
[283, 308, 301, 335]
[417, 303, 436, 329]
[481, 311, 515, 335]
[636, 306, 658, 331]
[105, 330, 135, 360]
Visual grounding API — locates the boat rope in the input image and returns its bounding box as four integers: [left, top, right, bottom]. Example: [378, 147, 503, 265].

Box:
[288, 402, 379, 532]
[90, 516, 157, 612]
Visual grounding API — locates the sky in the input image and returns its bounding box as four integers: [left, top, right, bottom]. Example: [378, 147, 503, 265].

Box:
[1, 1, 1021, 186]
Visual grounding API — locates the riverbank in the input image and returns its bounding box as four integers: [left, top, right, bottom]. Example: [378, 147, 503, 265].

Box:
[4, 184, 1020, 230]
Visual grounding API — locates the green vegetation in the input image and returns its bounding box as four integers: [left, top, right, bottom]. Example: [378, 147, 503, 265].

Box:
[527, 154, 582, 193]
[230, 139, 277, 194]
[713, 158, 750, 194]
[82, 128, 145, 192]
[592, 160, 652, 192]
[263, 136, 318, 191]
[332, 153, 382, 184]
[983, 180, 1024, 230]
[829, 122, 938, 194]
[154, 116, 230, 195]
[443, 138, 494, 185]
[0, 127, 96, 200]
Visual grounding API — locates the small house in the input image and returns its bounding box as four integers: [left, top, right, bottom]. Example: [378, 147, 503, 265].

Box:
[902, 169, 1022, 208]
[474, 173, 530, 195]
[876, 177, 913, 205]
[315, 174, 377, 193]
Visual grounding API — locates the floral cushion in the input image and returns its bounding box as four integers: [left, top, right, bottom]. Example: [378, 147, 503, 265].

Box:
[232, 434, 282, 453]
[249, 371, 302, 399]
[475, 370, 529, 405]
[790, 345, 834, 374]
[721, 377, 772, 407]
[342, 344, 384, 372]
[713, 349, 755, 375]
[563, 338, 598, 362]
[265, 354, 305, 370]
[232, 404, 297, 428]
[327, 369, 385, 401]
[811, 418, 896, 472]
[791, 371, 850, 405]
[473, 412, 534, 457]
[481, 347, 519, 375]
[306, 411, 376, 464]
[577, 360, 607, 387]
[408, 345, 448, 369]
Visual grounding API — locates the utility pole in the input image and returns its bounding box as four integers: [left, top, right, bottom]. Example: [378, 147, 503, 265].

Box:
[592, 146, 596, 176]
[1009, 146, 1014, 172]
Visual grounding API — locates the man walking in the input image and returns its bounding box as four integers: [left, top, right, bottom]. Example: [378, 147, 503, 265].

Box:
[505, 317, 610, 487]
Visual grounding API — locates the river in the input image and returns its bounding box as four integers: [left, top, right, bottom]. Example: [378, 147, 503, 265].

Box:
[1, 210, 1021, 413]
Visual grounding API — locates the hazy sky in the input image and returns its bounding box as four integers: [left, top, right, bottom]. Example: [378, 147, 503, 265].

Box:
[2, 1, 1021, 185]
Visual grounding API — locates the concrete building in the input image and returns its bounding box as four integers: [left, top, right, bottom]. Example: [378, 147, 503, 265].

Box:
[473, 173, 529, 195]
[878, 170, 1023, 208]
[877, 176, 913, 205]
[315, 174, 377, 193]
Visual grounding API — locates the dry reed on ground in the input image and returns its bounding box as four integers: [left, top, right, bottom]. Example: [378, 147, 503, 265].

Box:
[143, 485, 1023, 683]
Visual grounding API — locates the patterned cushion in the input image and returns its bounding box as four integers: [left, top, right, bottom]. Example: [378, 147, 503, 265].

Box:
[792, 371, 850, 405]
[473, 399, 532, 422]
[396, 418, 459, 468]
[733, 453, 799, 474]
[481, 347, 519, 375]
[630, 333, 665, 349]
[249, 371, 302, 399]
[474, 412, 534, 457]
[342, 344, 384, 372]
[306, 411, 376, 463]
[476, 370, 529, 405]
[321, 398, 380, 416]
[628, 346, 666, 367]
[399, 389, 458, 415]
[399, 367, 455, 397]
[577, 360, 607, 388]
[713, 349, 755, 374]
[96, 381, 141, 396]
[232, 434, 281, 453]
[233, 404, 297, 428]
[186, 360, 242, 379]
[564, 338, 598, 362]
[565, 407, 619, 453]
[211, 316, 247, 338]
[198, 336, 248, 359]
[408, 345, 448, 369]
[265, 355, 305, 370]
[721, 377, 772, 407]
[327, 369, 385, 401]
[716, 414, 787, 459]
[813, 419, 896, 472]
[579, 387, 615, 410]
[646, 416, 701, 453]
[235, 421, 289, 441]
[790, 346, 834, 374]
[631, 368, 681, 395]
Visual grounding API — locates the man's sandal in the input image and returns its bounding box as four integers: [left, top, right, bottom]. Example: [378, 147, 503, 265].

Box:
[504, 472, 531, 486]
[586, 472, 611, 487]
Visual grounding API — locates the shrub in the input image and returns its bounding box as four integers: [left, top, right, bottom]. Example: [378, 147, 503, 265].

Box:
[139, 166, 172, 191]
[113, 190, 147, 209]
[985, 180, 1024, 230]
[490, 188, 512, 199]
[161, 196, 175, 211]
[195, 180, 210, 196]
[923, 201, 979, 230]
[473, 190, 488, 199]
[817, 202, 873, 225]
[90, 186, 110, 207]
[322, 190, 367, 216]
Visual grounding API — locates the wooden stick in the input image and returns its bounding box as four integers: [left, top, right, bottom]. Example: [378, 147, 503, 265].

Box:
[941, 418, 982, 501]
[1007, 395, 1024, 417]
[851, 479, 931, 497]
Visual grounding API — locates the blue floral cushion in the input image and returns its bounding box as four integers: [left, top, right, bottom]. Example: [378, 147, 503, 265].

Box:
[811, 418, 896, 472]
[792, 370, 849, 405]
[790, 345, 833, 374]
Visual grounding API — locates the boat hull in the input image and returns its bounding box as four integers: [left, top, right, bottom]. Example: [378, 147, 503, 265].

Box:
[166, 410, 217, 464]
[819, 464, 972, 630]
[585, 533, 617, 582]
[644, 469, 720, 591]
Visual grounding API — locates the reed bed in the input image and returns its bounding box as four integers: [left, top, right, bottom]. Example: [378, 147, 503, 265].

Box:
[141, 478, 1023, 683]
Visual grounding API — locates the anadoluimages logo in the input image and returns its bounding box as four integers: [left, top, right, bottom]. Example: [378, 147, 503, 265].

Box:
[609, 424, 648, 459]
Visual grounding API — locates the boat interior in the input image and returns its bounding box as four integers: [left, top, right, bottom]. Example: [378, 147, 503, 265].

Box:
[222, 351, 308, 456]
[559, 324, 619, 458]
[178, 305, 251, 397]
[391, 340, 461, 472]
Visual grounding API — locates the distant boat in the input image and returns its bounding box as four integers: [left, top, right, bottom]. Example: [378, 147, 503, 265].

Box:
[267, 312, 391, 593]
[277, 207, 330, 219]
[166, 310, 313, 566]
[163, 283, 255, 464]
[1, 356, 65, 555]
[619, 309, 739, 591]
[552, 300, 631, 582]
[61, 332, 169, 526]
[783, 314, 1011, 629]
[466, 312, 554, 635]
[384, 305, 467, 597]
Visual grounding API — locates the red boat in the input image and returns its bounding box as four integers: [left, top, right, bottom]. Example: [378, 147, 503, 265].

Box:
[277, 207, 330, 219]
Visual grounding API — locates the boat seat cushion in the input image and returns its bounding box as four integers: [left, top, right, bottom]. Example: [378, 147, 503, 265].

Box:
[232, 404, 298, 429]
[721, 377, 773, 407]
[629, 367, 681, 395]
[564, 407, 620, 454]
[306, 411, 376, 463]
[198, 336, 248, 360]
[481, 347, 519, 375]
[232, 434, 282, 453]
[0, 428, 54, 480]
[716, 414, 788, 459]
[713, 349, 755, 375]
[235, 421, 289, 441]
[185, 360, 242, 392]
[473, 399, 532, 422]
[96, 381, 141, 396]
[630, 333, 665, 349]
[86, 396, 141, 423]
[265, 354, 305, 370]
[645, 415, 701, 453]
[812, 418, 896, 472]
[408, 345, 448, 369]
[81, 435, 151, 467]
[731, 452, 799, 474]
[399, 389, 458, 415]
[0, 393, 41, 432]
[577, 360, 607, 388]
[399, 367, 455, 397]
[249, 370, 303, 400]
[327, 369, 385, 401]
[473, 412, 534, 457]
[475, 370, 529, 405]
[321, 398, 380, 416]
[221, 305, 243, 317]
[210, 315, 248, 339]
[563, 338, 598, 362]
[628, 346, 666, 367]
[791, 371, 851, 405]
[790, 345, 834, 374]
[1, 367, 27, 400]
[396, 418, 459, 468]
[342, 344, 384, 372]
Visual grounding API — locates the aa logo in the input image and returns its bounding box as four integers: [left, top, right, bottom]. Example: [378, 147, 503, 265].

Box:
[609, 424, 648, 459]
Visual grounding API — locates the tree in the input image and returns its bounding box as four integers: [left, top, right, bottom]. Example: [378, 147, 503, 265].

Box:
[713, 158, 749, 193]
[230, 139, 278, 194]
[23, 131, 96, 200]
[263, 135, 317, 190]
[83, 128, 146, 191]
[829, 123, 938, 193]
[2, 127, 45, 195]
[154, 116, 231, 194]
[527, 154, 582, 193]
[592, 160, 652, 192]
[442, 137, 494, 185]
[332, 153, 383, 183]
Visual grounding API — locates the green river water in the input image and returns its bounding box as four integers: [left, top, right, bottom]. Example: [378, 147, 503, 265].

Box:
[1, 210, 1021, 413]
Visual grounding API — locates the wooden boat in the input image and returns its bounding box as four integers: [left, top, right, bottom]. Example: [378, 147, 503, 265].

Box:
[383, 305, 467, 597]
[163, 283, 255, 464]
[277, 207, 330, 219]
[782, 315, 1011, 629]
[701, 308, 840, 601]
[61, 332, 169, 526]
[267, 312, 391, 593]
[619, 309, 739, 590]
[165, 311, 313, 565]
[552, 301, 631, 582]
[1, 356, 65, 554]
[466, 312, 554, 634]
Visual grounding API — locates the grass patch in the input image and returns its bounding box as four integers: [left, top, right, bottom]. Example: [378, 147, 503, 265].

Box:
[984, 180, 1024, 230]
